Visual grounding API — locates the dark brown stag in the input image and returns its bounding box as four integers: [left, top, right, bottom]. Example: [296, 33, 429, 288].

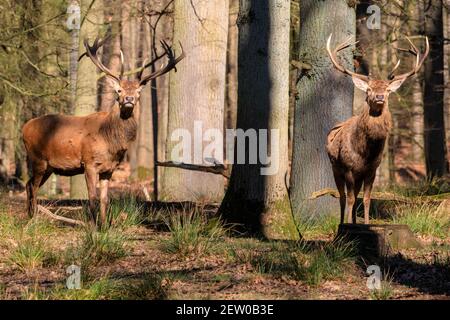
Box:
[326, 34, 429, 225]
[22, 37, 185, 226]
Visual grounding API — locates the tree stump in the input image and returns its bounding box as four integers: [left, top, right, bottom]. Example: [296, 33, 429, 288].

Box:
[336, 224, 422, 257]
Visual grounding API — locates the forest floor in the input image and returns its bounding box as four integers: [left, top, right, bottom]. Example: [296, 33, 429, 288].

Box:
[0, 188, 449, 300]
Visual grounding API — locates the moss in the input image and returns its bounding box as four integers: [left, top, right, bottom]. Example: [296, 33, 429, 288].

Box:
[261, 196, 300, 241]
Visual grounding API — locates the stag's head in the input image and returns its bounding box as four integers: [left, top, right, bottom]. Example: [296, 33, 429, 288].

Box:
[326, 34, 429, 115]
[84, 37, 185, 115]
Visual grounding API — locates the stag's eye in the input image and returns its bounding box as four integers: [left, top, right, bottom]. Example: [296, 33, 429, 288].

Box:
[117, 90, 122, 94]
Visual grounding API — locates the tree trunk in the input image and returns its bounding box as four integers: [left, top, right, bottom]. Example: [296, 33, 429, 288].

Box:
[225, 0, 239, 132]
[218, 0, 299, 240]
[99, 0, 121, 112]
[290, 0, 355, 219]
[152, 0, 174, 200]
[423, 0, 449, 178]
[134, 12, 154, 182]
[160, 0, 227, 202]
[70, 0, 103, 199]
[122, 0, 140, 179]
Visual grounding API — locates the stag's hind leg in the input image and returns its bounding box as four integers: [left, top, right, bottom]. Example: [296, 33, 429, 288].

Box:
[332, 169, 346, 224]
[352, 179, 363, 224]
[26, 161, 49, 218]
[344, 171, 356, 224]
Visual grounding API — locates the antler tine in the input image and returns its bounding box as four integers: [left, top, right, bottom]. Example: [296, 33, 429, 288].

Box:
[387, 59, 401, 80]
[119, 50, 125, 77]
[139, 41, 186, 86]
[390, 36, 429, 81]
[326, 34, 369, 81]
[84, 37, 121, 82]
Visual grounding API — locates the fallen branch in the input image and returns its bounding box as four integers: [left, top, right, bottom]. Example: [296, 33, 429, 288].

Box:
[37, 205, 86, 227]
[308, 188, 445, 204]
[156, 161, 230, 179]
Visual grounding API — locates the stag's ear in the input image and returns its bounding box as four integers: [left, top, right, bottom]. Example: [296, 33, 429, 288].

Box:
[352, 76, 370, 92]
[387, 79, 406, 92]
[106, 76, 122, 92]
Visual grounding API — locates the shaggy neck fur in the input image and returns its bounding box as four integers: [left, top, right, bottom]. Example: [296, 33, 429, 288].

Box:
[99, 104, 138, 155]
[352, 101, 392, 159]
[356, 101, 392, 141]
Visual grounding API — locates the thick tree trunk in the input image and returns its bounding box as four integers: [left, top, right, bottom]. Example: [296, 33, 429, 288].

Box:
[423, 0, 449, 178]
[290, 0, 355, 219]
[70, 0, 103, 199]
[160, 0, 227, 202]
[225, 0, 239, 132]
[218, 0, 299, 240]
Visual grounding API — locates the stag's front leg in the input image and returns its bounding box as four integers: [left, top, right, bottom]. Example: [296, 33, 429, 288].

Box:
[99, 173, 112, 228]
[363, 174, 376, 225]
[84, 166, 99, 225]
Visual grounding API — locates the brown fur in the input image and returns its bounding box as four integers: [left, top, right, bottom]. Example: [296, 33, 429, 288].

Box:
[22, 37, 184, 227]
[22, 79, 141, 226]
[327, 80, 395, 224]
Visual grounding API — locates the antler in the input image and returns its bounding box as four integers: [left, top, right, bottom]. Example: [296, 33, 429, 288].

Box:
[389, 36, 430, 81]
[84, 37, 122, 82]
[326, 34, 369, 81]
[139, 40, 185, 86]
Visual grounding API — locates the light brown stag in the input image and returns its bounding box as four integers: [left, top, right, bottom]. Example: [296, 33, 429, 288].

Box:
[326, 34, 429, 225]
[22, 37, 185, 226]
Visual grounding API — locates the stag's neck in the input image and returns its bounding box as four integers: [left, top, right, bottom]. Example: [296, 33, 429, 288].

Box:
[356, 102, 392, 142]
[99, 104, 138, 155]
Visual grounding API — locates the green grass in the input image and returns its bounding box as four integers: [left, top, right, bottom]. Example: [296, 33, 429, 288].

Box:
[5, 219, 61, 273]
[81, 195, 144, 231]
[296, 215, 340, 238]
[21, 273, 171, 300]
[369, 270, 394, 300]
[230, 239, 356, 286]
[392, 200, 450, 238]
[384, 178, 450, 197]
[161, 209, 228, 256]
[66, 227, 127, 267]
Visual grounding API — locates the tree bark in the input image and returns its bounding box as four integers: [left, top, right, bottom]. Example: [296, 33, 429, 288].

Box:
[160, 0, 227, 202]
[135, 11, 154, 182]
[423, 0, 449, 178]
[99, 0, 122, 112]
[290, 0, 355, 219]
[122, 0, 141, 179]
[218, 0, 299, 240]
[70, 0, 103, 199]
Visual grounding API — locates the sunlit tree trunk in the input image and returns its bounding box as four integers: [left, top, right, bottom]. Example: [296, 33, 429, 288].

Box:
[70, 0, 103, 198]
[135, 11, 154, 182]
[161, 0, 228, 202]
[100, 0, 121, 112]
[290, 0, 355, 219]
